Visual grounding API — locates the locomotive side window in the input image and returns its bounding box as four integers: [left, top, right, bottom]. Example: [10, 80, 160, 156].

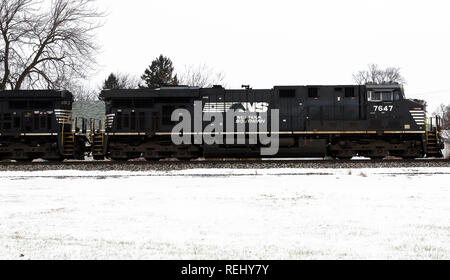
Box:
[382, 92, 393, 101]
[368, 91, 394, 102]
[368, 91, 381, 101]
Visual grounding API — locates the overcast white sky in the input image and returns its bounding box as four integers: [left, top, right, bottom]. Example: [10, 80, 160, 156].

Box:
[92, 0, 450, 111]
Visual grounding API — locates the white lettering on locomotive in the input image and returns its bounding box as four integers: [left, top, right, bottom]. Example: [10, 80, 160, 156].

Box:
[373, 105, 394, 112]
[241, 102, 269, 113]
[203, 102, 269, 113]
[172, 101, 279, 156]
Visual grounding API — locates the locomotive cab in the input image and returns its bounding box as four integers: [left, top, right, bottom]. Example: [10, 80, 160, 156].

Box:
[366, 84, 426, 131]
[365, 84, 442, 158]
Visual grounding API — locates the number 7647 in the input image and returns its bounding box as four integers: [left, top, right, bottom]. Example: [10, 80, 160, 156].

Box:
[374, 106, 394, 112]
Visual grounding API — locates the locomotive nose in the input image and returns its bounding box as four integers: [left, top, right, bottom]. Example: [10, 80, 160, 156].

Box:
[410, 99, 427, 111]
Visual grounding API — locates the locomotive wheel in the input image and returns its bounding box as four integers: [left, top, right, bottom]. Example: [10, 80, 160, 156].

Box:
[93, 155, 105, 161]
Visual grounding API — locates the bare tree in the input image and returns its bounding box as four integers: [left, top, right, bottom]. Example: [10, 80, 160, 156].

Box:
[71, 84, 98, 101]
[353, 64, 405, 85]
[179, 64, 226, 88]
[117, 73, 139, 89]
[434, 103, 450, 130]
[0, 0, 104, 91]
[102, 72, 139, 90]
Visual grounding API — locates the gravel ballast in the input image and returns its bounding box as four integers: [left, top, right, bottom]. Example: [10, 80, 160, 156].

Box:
[1, 159, 449, 172]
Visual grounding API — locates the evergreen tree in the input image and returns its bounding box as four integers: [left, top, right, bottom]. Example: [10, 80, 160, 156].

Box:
[102, 73, 121, 90]
[140, 55, 179, 88]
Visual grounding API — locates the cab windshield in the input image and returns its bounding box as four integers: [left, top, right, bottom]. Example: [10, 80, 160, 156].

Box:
[368, 91, 394, 102]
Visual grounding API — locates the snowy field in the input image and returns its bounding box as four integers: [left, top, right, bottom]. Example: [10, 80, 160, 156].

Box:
[0, 167, 449, 260]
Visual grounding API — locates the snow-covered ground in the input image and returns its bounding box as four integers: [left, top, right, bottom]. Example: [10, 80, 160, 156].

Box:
[0, 167, 449, 260]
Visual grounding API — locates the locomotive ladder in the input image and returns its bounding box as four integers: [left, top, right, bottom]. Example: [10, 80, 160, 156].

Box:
[62, 133, 75, 157]
[425, 116, 442, 157]
[91, 117, 105, 159]
[61, 119, 76, 158]
[92, 134, 104, 156]
[426, 130, 439, 156]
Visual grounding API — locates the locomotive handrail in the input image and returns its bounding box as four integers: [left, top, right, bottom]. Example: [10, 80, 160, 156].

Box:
[87, 118, 106, 135]
[436, 115, 442, 131]
[101, 117, 105, 152]
[426, 116, 439, 132]
[101, 116, 105, 133]
[72, 118, 77, 133]
[89, 118, 93, 136]
[91, 118, 95, 136]
[84, 118, 87, 134]
[61, 115, 65, 148]
[435, 115, 441, 138]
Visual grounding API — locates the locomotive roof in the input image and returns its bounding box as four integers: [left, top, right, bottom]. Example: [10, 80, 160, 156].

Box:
[100, 88, 201, 99]
[276, 84, 402, 88]
[100, 84, 405, 100]
[365, 84, 403, 89]
[0, 89, 73, 99]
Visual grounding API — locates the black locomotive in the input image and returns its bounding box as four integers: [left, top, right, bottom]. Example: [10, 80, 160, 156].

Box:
[0, 84, 444, 161]
[94, 84, 443, 160]
[0, 90, 86, 161]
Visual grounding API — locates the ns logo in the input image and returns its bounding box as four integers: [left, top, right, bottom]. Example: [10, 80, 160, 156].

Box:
[230, 102, 270, 113]
[203, 102, 270, 113]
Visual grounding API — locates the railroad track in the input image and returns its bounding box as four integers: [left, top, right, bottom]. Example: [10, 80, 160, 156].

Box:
[1, 158, 449, 172]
